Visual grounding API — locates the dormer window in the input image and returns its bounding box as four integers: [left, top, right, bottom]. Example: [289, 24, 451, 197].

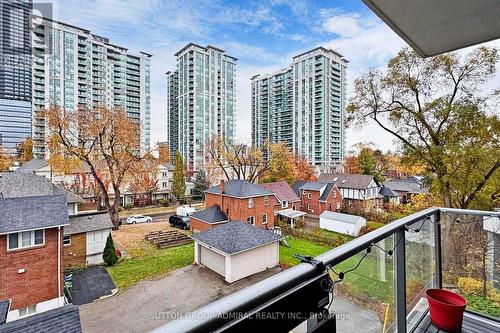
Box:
[248, 198, 254, 208]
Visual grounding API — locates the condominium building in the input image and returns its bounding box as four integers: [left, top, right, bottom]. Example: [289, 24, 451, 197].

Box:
[0, 0, 32, 153]
[251, 47, 347, 170]
[166, 43, 236, 173]
[31, 16, 151, 157]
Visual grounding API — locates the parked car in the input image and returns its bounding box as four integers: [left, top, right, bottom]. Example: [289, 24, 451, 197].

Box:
[126, 215, 153, 224]
[169, 215, 190, 230]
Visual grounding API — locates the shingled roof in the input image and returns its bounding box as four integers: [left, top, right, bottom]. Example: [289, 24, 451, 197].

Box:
[258, 181, 300, 203]
[291, 180, 307, 196]
[0, 305, 81, 333]
[0, 172, 82, 203]
[0, 300, 9, 325]
[65, 212, 114, 235]
[319, 183, 336, 201]
[384, 179, 427, 194]
[14, 159, 49, 173]
[190, 205, 228, 224]
[191, 221, 282, 254]
[205, 180, 273, 198]
[317, 173, 377, 189]
[0, 195, 69, 234]
[299, 181, 327, 191]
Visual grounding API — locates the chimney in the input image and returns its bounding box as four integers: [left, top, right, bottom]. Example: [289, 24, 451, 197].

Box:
[220, 179, 225, 194]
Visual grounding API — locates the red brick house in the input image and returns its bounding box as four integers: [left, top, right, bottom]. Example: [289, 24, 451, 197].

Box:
[0, 195, 68, 321]
[190, 180, 278, 232]
[259, 181, 305, 227]
[294, 182, 342, 217]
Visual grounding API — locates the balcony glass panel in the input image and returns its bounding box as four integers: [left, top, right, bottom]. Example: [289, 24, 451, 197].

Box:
[330, 236, 397, 333]
[405, 217, 437, 331]
[440, 212, 500, 319]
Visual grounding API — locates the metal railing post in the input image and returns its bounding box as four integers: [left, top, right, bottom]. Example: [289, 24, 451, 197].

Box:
[433, 211, 443, 288]
[395, 228, 407, 333]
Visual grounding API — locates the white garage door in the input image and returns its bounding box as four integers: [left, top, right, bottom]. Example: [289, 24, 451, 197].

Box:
[200, 246, 226, 276]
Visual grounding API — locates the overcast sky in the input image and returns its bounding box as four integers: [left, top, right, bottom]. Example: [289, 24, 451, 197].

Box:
[45, 0, 500, 154]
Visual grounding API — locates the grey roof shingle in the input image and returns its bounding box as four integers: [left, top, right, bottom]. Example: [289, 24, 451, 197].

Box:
[65, 212, 114, 235]
[320, 211, 366, 224]
[191, 221, 282, 254]
[384, 180, 427, 194]
[0, 195, 69, 234]
[319, 183, 335, 201]
[205, 180, 273, 198]
[291, 180, 307, 196]
[0, 305, 82, 333]
[379, 186, 399, 197]
[299, 181, 327, 191]
[0, 300, 9, 325]
[14, 159, 49, 173]
[317, 173, 377, 189]
[0, 173, 82, 203]
[190, 205, 228, 224]
[0, 195, 68, 234]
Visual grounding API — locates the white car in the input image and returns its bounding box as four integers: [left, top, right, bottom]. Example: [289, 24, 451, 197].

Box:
[126, 215, 152, 224]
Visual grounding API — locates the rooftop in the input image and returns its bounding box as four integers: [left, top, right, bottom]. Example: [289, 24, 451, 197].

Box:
[317, 173, 377, 189]
[14, 159, 48, 173]
[0, 300, 9, 325]
[258, 181, 300, 203]
[299, 181, 327, 191]
[384, 179, 427, 194]
[0, 172, 82, 203]
[205, 180, 274, 198]
[65, 212, 114, 235]
[0, 195, 69, 234]
[319, 211, 366, 224]
[291, 180, 308, 197]
[0, 304, 81, 333]
[190, 205, 228, 224]
[191, 221, 282, 255]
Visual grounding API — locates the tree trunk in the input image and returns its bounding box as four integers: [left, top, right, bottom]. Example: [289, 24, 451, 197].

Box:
[109, 188, 121, 229]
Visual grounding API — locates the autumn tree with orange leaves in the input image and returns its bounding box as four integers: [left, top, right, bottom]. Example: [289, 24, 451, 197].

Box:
[47, 105, 157, 228]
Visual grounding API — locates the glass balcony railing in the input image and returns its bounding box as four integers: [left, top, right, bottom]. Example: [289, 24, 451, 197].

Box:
[152, 207, 500, 333]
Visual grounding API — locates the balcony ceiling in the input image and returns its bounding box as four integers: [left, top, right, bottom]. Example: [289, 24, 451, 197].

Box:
[362, 0, 500, 57]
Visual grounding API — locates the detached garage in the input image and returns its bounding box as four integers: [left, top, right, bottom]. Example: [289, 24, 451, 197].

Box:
[192, 221, 282, 283]
[319, 211, 367, 236]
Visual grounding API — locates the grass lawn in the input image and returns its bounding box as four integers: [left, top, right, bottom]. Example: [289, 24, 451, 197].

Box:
[279, 237, 331, 267]
[107, 243, 194, 290]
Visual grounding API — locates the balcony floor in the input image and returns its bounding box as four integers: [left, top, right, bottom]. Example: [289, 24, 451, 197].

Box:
[414, 311, 500, 333]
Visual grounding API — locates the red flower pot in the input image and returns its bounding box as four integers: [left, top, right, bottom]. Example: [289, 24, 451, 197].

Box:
[426, 289, 467, 332]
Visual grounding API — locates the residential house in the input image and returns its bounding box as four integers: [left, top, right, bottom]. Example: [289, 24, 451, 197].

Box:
[384, 178, 428, 204]
[296, 182, 342, 217]
[153, 164, 175, 202]
[191, 180, 278, 232]
[0, 195, 67, 321]
[317, 173, 381, 211]
[258, 182, 305, 227]
[379, 186, 400, 208]
[0, 172, 113, 267]
[63, 212, 114, 267]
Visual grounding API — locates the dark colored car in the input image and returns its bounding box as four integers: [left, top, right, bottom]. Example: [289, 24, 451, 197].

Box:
[169, 215, 190, 230]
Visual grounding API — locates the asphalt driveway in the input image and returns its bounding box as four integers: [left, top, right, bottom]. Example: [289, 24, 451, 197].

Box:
[71, 266, 116, 305]
[79, 265, 282, 333]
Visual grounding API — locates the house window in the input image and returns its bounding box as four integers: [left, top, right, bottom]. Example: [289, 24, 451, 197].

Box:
[333, 191, 336, 198]
[262, 213, 267, 224]
[307, 204, 311, 211]
[349, 200, 352, 207]
[7, 230, 44, 250]
[264, 196, 269, 205]
[247, 216, 255, 225]
[281, 201, 288, 208]
[307, 193, 312, 199]
[162, 182, 168, 188]
[162, 172, 167, 177]
[336, 202, 340, 210]
[63, 235, 71, 246]
[248, 198, 254, 208]
[18, 305, 36, 318]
